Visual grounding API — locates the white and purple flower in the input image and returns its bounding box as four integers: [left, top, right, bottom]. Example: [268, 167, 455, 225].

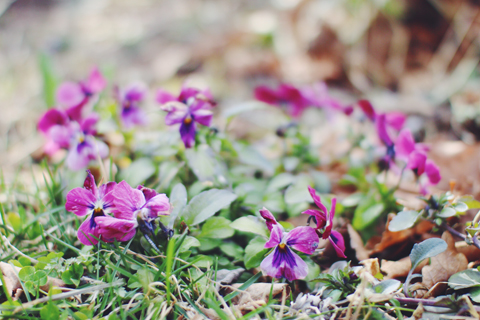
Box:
[115, 83, 148, 129]
[156, 85, 214, 148]
[65, 170, 117, 245]
[259, 208, 319, 281]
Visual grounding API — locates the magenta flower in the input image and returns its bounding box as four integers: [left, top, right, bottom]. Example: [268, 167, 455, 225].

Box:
[65, 170, 117, 245]
[301, 82, 352, 115]
[358, 100, 406, 131]
[302, 186, 346, 258]
[254, 84, 312, 118]
[95, 181, 171, 242]
[156, 86, 214, 148]
[115, 83, 148, 129]
[38, 108, 72, 155]
[56, 67, 106, 122]
[259, 208, 319, 281]
[395, 129, 441, 194]
[37, 107, 109, 170]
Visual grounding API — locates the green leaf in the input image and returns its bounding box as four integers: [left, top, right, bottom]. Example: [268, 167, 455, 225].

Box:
[388, 210, 421, 232]
[199, 217, 234, 239]
[6, 212, 22, 233]
[342, 193, 363, 207]
[266, 173, 295, 192]
[18, 266, 35, 282]
[230, 216, 268, 237]
[452, 202, 469, 213]
[448, 269, 480, 290]
[31, 270, 48, 286]
[236, 144, 274, 175]
[174, 235, 200, 253]
[437, 207, 456, 218]
[40, 303, 59, 320]
[284, 175, 313, 204]
[181, 189, 237, 226]
[410, 238, 447, 271]
[353, 203, 384, 230]
[469, 287, 480, 303]
[198, 238, 222, 251]
[374, 279, 401, 294]
[185, 144, 218, 181]
[311, 170, 331, 194]
[119, 158, 156, 186]
[167, 183, 188, 228]
[244, 237, 268, 269]
[458, 195, 480, 209]
[158, 161, 182, 190]
[220, 242, 244, 260]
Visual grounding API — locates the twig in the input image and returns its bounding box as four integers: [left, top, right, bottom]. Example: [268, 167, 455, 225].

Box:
[395, 296, 480, 313]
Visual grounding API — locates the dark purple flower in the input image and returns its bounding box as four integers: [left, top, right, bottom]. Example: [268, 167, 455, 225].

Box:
[96, 181, 171, 242]
[254, 84, 312, 118]
[259, 208, 319, 281]
[65, 170, 117, 245]
[116, 83, 148, 129]
[156, 85, 214, 148]
[56, 67, 106, 122]
[302, 186, 346, 258]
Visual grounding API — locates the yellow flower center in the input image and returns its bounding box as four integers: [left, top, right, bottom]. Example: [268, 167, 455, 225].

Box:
[278, 243, 286, 250]
[183, 116, 192, 125]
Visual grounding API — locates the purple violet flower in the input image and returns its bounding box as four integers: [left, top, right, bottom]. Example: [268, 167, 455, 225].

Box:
[65, 170, 117, 245]
[156, 86, 214, 148]
[95, 181, 171, 242]
[38, 107, 109, 170]
[115, 83, 148, 129]
[259, 208, 319, 281]
[65, 115, 109, 171]
[254, 84, 311, 118]
[56, 67, 107, 122]
[302, 186, 346, 258]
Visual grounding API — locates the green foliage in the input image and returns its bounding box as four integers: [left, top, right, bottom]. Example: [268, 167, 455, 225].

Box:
[313, 262, 361, 300]
[180, 188, 237, 226]
[244, 237, 269, 269]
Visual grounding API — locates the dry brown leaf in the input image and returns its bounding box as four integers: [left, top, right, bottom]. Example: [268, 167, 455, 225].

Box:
[456, 241, 480, 262]
[228, 283, 290, 307]
[360, 258, 380, 277]
[381, 257, 428, 280]
[371, 214, 434, 260]
[0, 262, 21, 298]
[348, 224, 370, 261]
[421, 231, 468, 297]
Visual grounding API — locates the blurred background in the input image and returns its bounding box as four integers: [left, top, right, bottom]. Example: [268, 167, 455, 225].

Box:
[2, 0, 480, 194]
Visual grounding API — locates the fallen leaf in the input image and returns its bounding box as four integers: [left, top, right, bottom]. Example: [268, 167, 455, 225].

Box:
[381, 257, 428, 280]
[360, 258, 380, 277]
[215, 268, 245, 290]
[226, 282, 290, 312]
[422, 231, 468, 297]
[371, 214, 434, 260]
[348, 224, 370, 261]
